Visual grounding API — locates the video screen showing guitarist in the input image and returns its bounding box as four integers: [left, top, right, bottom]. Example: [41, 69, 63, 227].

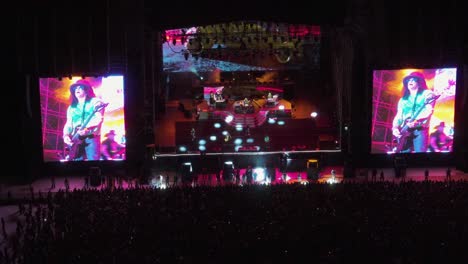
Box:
[63, 79, 107, 161]
[392, 72, 438, 153]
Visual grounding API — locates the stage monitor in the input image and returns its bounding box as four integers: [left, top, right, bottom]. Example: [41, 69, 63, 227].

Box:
[371, 68, 456, 154]
[39, 75, 126, 162]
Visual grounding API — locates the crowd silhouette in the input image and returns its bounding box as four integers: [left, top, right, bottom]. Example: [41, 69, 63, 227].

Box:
[1, 179, 468, 263]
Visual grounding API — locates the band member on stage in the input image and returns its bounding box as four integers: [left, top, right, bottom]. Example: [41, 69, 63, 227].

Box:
[209, 92, 216, 105]
[214, 91, 224, 102]
[224, 131, 231, 142]
[392, 71, 436, 153]
[63, 79, 105, 161]
[191, 128, 196, 141]
[243, 97, 250, 106]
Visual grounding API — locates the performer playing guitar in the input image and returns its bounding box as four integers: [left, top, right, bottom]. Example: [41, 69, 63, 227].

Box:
[392, 72, 440, 153]
[63, 80, 108, 161]
[64, 102, 108, 160]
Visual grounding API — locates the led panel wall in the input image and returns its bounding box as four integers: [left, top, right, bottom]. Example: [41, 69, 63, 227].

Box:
[162, 23, 321, 73]
[371, 68, 456, 154]
[39, 75, 126, 162]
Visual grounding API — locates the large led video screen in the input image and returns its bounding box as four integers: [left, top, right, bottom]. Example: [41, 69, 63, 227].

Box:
[39, 76, 126, 162]
[371, 68, 456, 154]
[163, 22, 321, 73]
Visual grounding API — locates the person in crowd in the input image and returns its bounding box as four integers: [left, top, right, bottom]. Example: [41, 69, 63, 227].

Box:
[446, 167, 452, 180]
[63, 79, 107, 161]
[371, 168, 377, 182]
[392, 71, 438, 153]
[50, 175, 56, 190]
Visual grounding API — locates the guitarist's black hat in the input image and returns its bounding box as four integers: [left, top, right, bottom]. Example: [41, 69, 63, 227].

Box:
[403, 71, 428, 90]
[70, 79, 93, 93]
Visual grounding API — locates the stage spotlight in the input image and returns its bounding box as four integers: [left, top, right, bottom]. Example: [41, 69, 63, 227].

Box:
[310, 111, 318, 118]
[214, 123, 221, 128]
[277, 120, 285, 125]
[234, 138, 243, 145]
[235, 124, 243, 131]
[225, 115, 234, 123]
[253, 167, 266, 182]
[210, 135, 217, 141]
[326, 177, 338, 184]
[179, 146, 187, 152]
[279, 105, 285, 110]
[199, 145, 206, 151]
[198, 139, 207, 145]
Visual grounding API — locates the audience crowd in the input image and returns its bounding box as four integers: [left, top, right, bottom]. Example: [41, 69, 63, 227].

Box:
[1, 179, 468, 263]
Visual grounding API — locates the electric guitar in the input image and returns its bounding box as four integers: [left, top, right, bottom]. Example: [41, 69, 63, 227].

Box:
[65, 102, 108, 160]
[394, 94, 440, 153]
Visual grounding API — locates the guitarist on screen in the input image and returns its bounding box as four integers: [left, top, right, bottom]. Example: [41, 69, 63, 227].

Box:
[392, 71, 437, 153]
[63, 79, 106, 161]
